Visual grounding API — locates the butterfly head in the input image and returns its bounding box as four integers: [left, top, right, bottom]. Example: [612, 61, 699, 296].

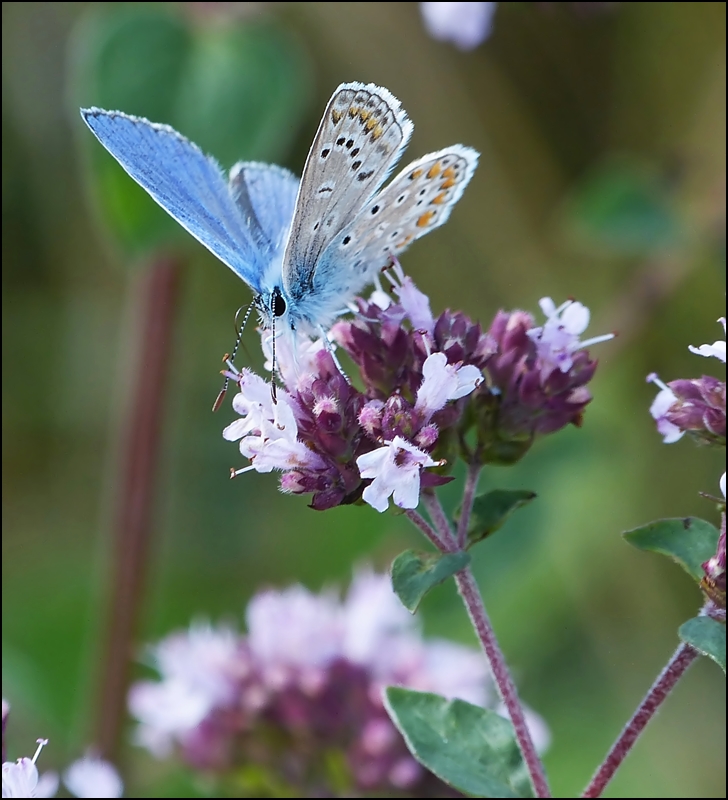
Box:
[255, 286, 294, 332]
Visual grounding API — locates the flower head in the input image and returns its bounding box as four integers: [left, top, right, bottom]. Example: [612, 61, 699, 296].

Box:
[129, 570, 546, 795]
[225, 272, 609, 505]
[647, 315, 726, 447]
[468, 300, 608, 463]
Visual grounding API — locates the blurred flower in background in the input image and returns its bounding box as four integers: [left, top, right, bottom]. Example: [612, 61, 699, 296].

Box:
[129, 570, 548, 796]
[420, 2, 497, 50]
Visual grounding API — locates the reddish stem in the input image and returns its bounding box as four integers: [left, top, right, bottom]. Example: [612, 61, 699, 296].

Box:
[455, 567, 552, 798]
[581, 642, 699, 798]
[421, 491, 458, 549]
[457, 465, 481, 548]
[404, 508, 456, 553]
[94, 258, 181, 758]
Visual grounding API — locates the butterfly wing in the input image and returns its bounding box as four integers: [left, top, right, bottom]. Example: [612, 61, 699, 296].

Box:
[229, 162, 299, 257]
[320, 145, 479, 293]
[280, 82, 413, 308]
[81, 108, 266, 293]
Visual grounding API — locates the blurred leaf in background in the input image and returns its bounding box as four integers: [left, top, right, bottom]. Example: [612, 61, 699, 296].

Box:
[72, 4, 313, 254]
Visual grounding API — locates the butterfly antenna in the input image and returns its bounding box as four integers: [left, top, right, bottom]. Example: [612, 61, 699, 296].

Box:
[212, 302, 254, 412]
[270, 291, 278, 404]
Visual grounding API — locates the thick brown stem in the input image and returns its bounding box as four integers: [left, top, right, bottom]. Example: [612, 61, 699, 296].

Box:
[94, 257, 181, 758]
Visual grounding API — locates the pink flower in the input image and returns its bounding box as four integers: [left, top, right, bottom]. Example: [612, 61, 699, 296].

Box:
[528, 298, 613, 382]
[223, 370, 326, 475]
[389, 262, 436, 336]
[357, 437, 443, 512]
[647, 373, 684, 444]
[415, 352, 482, 421]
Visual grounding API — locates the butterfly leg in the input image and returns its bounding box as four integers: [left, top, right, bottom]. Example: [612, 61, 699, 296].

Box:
[319, 325, 350, 383]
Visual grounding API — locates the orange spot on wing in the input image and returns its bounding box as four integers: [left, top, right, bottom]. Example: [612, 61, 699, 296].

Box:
[440, 178, 456, 190]
[442, 166, 456, 179]
[410, 168, 424, 180]
[426, 163, 442, 179]
[431, 192, 448, 205]
[417, 210, 436, 227]
[331, 109, 343, 124]
[395, 234, 415, 248]
[371, 124, 385, 140]
[349, 105, 360, 118]
[359, 110, 371, 123]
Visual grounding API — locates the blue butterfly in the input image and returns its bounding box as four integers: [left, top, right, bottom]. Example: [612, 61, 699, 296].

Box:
[82, 81, 478, 337]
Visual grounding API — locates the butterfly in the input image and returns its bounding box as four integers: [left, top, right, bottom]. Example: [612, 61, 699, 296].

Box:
[81, 81, 478, 338]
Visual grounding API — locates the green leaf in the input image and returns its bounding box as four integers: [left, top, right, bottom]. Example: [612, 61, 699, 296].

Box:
[72, 6, 312, 255]
[679, 616, 726, 673]
[563, 158, 681, 256]
[623, 517, 720, 582]
[383, 687, 533, 798]
[391, 550, 470, 613]
[464, 489, 537, 548]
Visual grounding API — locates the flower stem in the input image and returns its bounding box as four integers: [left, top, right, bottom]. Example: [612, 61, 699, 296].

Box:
[421, 490, 457, 548]
[94, 257, 181, 759]
[581, 641, 699, 798]
[457, 464, 481, 548]
[455, 566, 551, 798]
[404, 508, 456, 553]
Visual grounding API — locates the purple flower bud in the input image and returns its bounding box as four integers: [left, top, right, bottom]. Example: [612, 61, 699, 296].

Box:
[466, 302, 606, 464]
[665, 376, 726, 446]
[359, 400, 385, 438]
[701, 475, 726, 610]
[432, 310, 496, 370]
[701, 524, 726, 611]
[416, 424, 440, 450]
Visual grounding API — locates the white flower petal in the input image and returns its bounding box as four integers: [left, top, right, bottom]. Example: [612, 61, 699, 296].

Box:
[561, 301, 590, 335]
[688, 318, 726, 363]
[688, 341, 727, 363]
[3, 759, 40, 798]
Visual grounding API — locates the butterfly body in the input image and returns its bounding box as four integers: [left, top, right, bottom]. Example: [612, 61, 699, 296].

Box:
[81, 82, 478, 336]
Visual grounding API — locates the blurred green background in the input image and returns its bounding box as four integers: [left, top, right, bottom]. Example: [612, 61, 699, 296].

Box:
[2, 2, 725, 797]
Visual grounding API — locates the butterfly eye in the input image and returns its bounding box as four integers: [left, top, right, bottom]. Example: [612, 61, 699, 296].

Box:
[273, 292, 287, 318]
